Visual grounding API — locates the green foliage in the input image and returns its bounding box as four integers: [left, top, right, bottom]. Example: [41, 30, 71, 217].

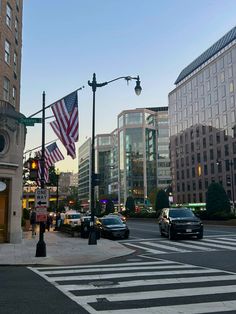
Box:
[125, 196, 136, 214]
[127, 209, 156, 218]
[155, 189, 169, 214]
[206, 182, 231, 218]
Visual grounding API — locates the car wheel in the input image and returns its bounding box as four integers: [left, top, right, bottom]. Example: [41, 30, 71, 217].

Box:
[168, 227, 175, 240]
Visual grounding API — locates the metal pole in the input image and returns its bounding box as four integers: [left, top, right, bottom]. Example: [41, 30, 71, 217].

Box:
[230, 160, 235, 213]
[36, 91, 46, 257]
[88, 74, 97, 245]
[56, 174, 59, 212]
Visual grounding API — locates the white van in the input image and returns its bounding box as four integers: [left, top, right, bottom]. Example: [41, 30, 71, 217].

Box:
[64, 210, 81, 226]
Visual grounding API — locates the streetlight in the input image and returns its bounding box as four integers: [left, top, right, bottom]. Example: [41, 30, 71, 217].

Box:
[87, 73, 142, 245]
[216, 159, 235, 211]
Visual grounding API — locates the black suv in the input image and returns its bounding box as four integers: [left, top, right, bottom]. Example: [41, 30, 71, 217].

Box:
[158, 207, 203, 240]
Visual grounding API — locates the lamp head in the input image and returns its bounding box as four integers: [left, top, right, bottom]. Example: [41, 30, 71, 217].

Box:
[134, 76, 142, 96]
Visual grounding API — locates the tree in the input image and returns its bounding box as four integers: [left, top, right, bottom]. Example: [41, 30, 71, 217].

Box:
[105, 198, 114, 215]
[155, 189, 169, 215]
[206, 182, 231, 217]
[125, 196, 136, 215]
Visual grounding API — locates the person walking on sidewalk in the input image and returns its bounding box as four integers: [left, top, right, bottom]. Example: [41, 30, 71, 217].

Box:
[30, 209, 37, 238]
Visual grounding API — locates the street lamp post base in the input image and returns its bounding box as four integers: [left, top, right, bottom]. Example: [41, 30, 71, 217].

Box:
[36, 240, 46, 257]
[88, 229, 97, 245]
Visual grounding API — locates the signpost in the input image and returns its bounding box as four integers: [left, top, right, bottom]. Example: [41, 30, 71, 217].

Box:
[35, 188, 49, 222]
[19, 117, 42, 126]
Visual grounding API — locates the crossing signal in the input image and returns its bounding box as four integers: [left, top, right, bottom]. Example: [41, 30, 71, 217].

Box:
[29, 159, 39, 180]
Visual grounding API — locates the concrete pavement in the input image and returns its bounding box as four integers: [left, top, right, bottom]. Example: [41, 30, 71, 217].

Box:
[0, 230, 134, 266]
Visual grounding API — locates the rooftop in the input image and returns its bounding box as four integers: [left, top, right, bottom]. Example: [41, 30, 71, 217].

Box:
[175, 26, 236, 85]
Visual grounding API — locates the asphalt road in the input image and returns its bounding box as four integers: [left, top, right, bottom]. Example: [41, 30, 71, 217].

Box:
[1, 219, 236, 313]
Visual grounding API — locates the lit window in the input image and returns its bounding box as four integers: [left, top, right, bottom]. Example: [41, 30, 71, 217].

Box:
[3, 77, 10, 101]
[5, 40, 10, 64]
[6, 3, 12, 28]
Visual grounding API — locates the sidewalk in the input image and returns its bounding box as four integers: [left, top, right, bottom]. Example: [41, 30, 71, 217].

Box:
[0, 230, 134, 266]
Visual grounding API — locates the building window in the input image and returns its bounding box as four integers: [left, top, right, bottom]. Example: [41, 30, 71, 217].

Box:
[13, 52, 17, 73]
[3, 77, 10, 101]
[228, 66, 233, 78]
[220, 71, 225, 83]
[12, 86, 16, 106]
[225, 144, 229, 156]
[5, 40, 10, 64]
[230, 82, 234, 93]
[221, 85, 226, 98]
[227, 51, 232, 64]
[6, 3, 12, 28]
[231, 95, 235, 108]
[15, 17, 18, 41]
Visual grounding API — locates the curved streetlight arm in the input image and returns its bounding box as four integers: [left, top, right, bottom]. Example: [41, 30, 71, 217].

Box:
[88, 73, 142, 95]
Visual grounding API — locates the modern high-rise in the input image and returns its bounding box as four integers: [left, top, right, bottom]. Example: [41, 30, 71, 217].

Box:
[78, 107, 171, 210]
[0, 0, 25, 243]
[169, 26, 236, 204]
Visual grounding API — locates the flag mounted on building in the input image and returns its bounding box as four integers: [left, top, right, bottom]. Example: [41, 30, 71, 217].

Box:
[51, 91, 79, 159]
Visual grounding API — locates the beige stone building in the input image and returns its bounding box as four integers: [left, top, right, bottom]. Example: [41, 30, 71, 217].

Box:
[0, 0, 25, 243]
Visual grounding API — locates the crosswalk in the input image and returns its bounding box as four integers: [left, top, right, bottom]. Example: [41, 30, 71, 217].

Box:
[29, 259, 236, 313]
[121, 236, 236, 255]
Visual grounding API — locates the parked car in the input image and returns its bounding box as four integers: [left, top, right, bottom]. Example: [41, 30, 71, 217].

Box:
[107, 212, 127, 223]
[98, 216, 129, 239]
[64, 210, 81, 226]
[158, 207, 203, 240]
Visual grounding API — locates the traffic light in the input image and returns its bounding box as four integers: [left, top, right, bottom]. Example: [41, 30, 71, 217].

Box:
[29, 159, 39, 180]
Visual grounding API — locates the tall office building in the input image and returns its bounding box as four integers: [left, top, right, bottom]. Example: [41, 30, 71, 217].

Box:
[169, 26, 236, 204]
[78, 107, 171, 210]
[118, 107, 171, 207]
[0, 0, 25, 243]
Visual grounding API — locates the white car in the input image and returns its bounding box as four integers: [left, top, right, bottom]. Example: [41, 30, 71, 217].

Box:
[64, 210, 81, 226]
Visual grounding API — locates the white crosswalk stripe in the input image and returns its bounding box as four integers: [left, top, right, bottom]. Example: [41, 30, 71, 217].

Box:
[29, 260, 236, 313]
[123, 236, 236, 255]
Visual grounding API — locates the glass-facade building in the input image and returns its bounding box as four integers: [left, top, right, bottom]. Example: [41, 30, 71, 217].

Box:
[78, 107, 171, 209]
[168, 26, 236, 204]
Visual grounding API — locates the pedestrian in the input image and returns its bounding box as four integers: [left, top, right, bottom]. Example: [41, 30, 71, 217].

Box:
[60, 211, 65, 225]
[30, 209, 37, 238]
[55, 212, 61, 230]
[46, 214, 52, 231]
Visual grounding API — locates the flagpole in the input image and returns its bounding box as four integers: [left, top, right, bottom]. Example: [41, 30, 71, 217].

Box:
[28, 86, 84, 118]
[36, 91, 47, 257]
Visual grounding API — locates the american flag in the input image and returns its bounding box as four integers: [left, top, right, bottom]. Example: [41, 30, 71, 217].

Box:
[50, 120, 76, 159]
[51, 91, 78, 158]
[37, 142, 64, 184]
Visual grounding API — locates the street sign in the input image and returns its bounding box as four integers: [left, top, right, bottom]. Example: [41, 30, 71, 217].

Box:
[35, 188, 49, 209]
[36, 210, 47, 222]
[19, 117, 42, 126]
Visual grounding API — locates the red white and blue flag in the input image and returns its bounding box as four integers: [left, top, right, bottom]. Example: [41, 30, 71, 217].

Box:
[50, 120, 76, 159]
[51, 91, 78, 159]
[37, 142, 64, 184]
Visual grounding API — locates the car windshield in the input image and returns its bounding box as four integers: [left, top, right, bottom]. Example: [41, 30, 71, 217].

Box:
[102, 218, 122, 225]
[169, 208, 195, 218]
[67, 214, 80, 219]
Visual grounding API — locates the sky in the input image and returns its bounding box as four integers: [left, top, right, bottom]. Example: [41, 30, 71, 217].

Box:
[21, 0, 236, 172]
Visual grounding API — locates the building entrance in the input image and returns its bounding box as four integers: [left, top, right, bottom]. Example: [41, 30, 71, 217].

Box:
[0, 179, 9, 243]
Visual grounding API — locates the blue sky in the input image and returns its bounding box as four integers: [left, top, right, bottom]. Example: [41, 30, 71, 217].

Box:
[21, 0, 236, 172]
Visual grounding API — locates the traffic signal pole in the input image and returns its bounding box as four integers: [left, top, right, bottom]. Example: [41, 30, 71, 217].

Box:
[36, 91, 46, 257]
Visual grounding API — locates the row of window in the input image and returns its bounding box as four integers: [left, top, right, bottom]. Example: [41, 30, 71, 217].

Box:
[6, 2, 19, 42]
[4, 40, 18, 72]
[3, 76, 17, 106]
